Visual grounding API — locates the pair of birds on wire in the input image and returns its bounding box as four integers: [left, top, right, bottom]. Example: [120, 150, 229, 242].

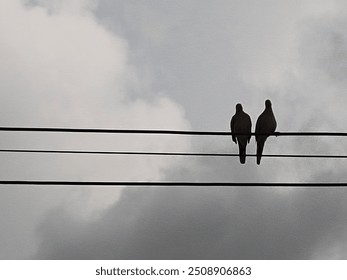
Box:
[230, 99, 277, 165]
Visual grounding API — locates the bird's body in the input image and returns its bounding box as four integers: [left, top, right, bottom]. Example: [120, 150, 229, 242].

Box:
[230, 104, 252, 164]
[255, 100, 277, 165]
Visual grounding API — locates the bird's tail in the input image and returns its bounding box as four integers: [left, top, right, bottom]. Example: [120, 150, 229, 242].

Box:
[239, 143, 246, 164]
[256, 140, 264, 165]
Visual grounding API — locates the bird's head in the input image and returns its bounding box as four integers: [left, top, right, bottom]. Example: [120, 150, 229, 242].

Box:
[236, 103, 243, 112]
[265, 99, 272, 108]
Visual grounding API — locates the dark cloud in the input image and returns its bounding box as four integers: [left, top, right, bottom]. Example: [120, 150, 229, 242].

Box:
[35, 185, 347, 259]
[34, 147, 347, 259]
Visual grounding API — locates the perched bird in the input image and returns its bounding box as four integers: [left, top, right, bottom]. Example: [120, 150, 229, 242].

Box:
[255, 99, 277, 165]
[230, 103, 252, 164]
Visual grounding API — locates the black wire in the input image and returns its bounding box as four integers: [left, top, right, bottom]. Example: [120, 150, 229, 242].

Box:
[0, 180, 346, 187]
[0, 149, 347, 159]
[1, 126, 347, 136]
[0, 126, 228, 135]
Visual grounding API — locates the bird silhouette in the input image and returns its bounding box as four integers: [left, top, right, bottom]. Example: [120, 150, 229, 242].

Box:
[230, 103, 252, 164]
[255, 99, 277, 165]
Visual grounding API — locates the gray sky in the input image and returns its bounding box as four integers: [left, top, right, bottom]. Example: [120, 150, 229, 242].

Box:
[1, 0, 347, 259]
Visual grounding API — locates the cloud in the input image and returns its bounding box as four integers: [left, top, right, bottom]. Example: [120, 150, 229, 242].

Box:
[3, 0, 347, 260]
[36, 185, 347, 259]
[0, 0, 190, 259]
[31, 0, 347, 260]
[34, 133, 347, 260]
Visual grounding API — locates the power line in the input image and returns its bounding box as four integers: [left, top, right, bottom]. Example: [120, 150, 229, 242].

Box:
[0, 126, 227, 135]
[0, 180, 346, 187]
[1, 148, 347, 159]
[1, 126, 347, 136]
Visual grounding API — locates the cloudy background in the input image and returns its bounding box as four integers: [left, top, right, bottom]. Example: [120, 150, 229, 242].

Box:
[1, 0, 347, 259]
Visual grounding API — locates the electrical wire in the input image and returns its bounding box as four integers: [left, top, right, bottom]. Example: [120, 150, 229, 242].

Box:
[0, 148, 347, 159]
[0, 180, 346, 187]
[1, 126, 347, 136]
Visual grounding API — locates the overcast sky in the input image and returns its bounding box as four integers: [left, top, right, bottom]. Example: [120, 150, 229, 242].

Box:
[1, 0, 347, 259]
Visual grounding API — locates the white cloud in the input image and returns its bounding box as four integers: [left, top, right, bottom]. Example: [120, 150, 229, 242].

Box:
[0, 0, 191, 258]
[25, 0, 99, 15]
